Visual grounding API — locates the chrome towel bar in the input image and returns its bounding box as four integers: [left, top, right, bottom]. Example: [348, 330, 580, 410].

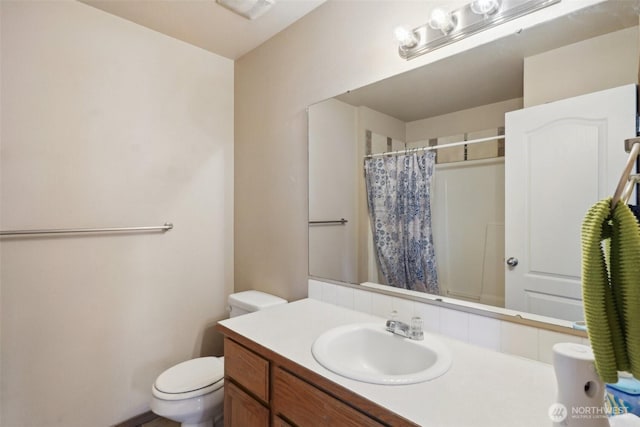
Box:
[612, 138, 640, 209]
[0, 222, 173, 236]
[309, 218, 348, 225]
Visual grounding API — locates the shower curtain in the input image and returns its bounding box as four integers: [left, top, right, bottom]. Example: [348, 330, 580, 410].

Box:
[364, 151, 439, 294]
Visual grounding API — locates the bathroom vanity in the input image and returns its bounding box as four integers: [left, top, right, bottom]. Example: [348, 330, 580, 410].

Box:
[216, 299, 557, 426]
[221, 335, 410, 426]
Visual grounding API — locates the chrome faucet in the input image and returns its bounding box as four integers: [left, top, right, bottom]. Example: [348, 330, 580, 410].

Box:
[385, 315, 424, 341]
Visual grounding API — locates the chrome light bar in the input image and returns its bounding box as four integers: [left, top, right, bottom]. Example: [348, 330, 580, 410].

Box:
[398, 0, 561, 60]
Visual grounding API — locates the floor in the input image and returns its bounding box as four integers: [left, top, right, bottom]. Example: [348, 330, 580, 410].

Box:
[140, 417, 179, 427]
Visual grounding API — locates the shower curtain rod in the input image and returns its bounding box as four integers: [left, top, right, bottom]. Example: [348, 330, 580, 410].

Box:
[364, 134, 504, 159]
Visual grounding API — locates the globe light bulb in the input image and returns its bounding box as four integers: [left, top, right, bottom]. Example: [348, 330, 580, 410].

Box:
[470, 0, 501, 16]
[394, 26, 418, 49]
[428, 8, 456, 34]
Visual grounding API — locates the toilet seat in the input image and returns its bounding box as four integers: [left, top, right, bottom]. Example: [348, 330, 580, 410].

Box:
[152, 357, 224, 401]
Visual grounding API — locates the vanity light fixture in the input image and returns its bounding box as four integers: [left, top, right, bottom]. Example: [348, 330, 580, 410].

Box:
[396, 0, 561, 60]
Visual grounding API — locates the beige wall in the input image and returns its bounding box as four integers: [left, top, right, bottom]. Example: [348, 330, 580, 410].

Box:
[524, 26, 639, 107]
[406, 98, 523, 142]
[308, 99, 358, 283]
[234, 0, 600, 302]
[1, 2, 233, 426]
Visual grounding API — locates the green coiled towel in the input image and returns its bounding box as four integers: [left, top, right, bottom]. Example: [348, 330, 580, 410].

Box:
[582, 198, 640, 383]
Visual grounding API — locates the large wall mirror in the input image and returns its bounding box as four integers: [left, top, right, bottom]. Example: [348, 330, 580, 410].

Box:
[308, 1, 639, 325]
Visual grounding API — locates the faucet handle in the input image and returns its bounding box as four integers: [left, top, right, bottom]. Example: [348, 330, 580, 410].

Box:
[385, 318, 396, 331]
[409, 316, 424, 341]
[385, 310, 398, 328]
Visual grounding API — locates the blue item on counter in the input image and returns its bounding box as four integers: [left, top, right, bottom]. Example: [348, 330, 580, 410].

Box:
[572, 321, 587, 331]
[607, 377, 640, 417]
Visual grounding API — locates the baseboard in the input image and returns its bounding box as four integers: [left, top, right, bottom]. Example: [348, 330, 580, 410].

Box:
[112, 411, 158, 427]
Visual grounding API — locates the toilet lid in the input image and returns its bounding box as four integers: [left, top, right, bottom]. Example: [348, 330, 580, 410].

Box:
[155, 357, 224, 394]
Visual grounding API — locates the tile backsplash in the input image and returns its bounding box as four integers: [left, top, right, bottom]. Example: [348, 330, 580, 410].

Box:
[308, 279, 588, 364]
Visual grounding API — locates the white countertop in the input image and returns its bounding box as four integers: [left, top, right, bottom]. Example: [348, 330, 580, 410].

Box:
[218, 298, 557, 427]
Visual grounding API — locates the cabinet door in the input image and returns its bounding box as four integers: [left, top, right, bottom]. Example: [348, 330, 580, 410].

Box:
[224, 338, 269, 403]
[273, 367, 384, 427]
[224, 381, 269, 427]
[273, 415, 294, 427]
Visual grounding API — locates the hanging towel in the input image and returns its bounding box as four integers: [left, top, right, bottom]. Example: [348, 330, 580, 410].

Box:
[582, 198, 640, 383]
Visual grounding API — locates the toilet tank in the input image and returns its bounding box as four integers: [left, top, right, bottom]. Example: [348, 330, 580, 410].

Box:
[228, 290, 287, 318]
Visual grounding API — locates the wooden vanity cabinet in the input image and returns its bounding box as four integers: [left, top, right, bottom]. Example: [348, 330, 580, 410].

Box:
[224, 338, 269, 403]
[219, 333, 418, 427]
[272, 415, 294, 427]
[272, 367, 385, 426]
[223, 337, 270, 427]
[224, 381, 269, 427]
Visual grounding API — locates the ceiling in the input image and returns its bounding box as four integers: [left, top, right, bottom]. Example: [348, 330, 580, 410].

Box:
[81, 0, 326, 60]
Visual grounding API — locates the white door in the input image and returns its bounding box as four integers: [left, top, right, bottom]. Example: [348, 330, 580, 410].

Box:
[505, 84, 637, 321]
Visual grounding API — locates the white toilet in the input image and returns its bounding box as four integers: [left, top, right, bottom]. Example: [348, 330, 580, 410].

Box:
[150, 290, 287, 427]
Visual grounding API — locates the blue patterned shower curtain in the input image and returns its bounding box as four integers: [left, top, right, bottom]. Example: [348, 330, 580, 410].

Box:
[364, 151, 439, 294]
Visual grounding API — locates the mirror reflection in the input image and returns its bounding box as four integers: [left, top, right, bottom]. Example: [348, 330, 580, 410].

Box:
[308, 1, 639, 322]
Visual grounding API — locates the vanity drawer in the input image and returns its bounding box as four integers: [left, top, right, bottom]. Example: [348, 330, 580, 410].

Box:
[225, 381, 269, 427]
[272, 415, 294, 427]
[272, 367, 385, 427]
[224, 337, 269, 403]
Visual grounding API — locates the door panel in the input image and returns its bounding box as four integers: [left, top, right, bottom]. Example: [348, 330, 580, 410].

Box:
[505, 84, 636, 321]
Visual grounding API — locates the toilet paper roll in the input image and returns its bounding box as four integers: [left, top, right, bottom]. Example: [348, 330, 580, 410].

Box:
[551, 343, 610, 427]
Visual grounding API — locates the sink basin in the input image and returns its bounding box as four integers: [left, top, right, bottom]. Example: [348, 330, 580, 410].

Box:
[311, 322, 452, 385]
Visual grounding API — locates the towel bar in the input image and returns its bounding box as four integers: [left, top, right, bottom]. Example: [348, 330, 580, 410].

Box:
[0, 223, 173, 236]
